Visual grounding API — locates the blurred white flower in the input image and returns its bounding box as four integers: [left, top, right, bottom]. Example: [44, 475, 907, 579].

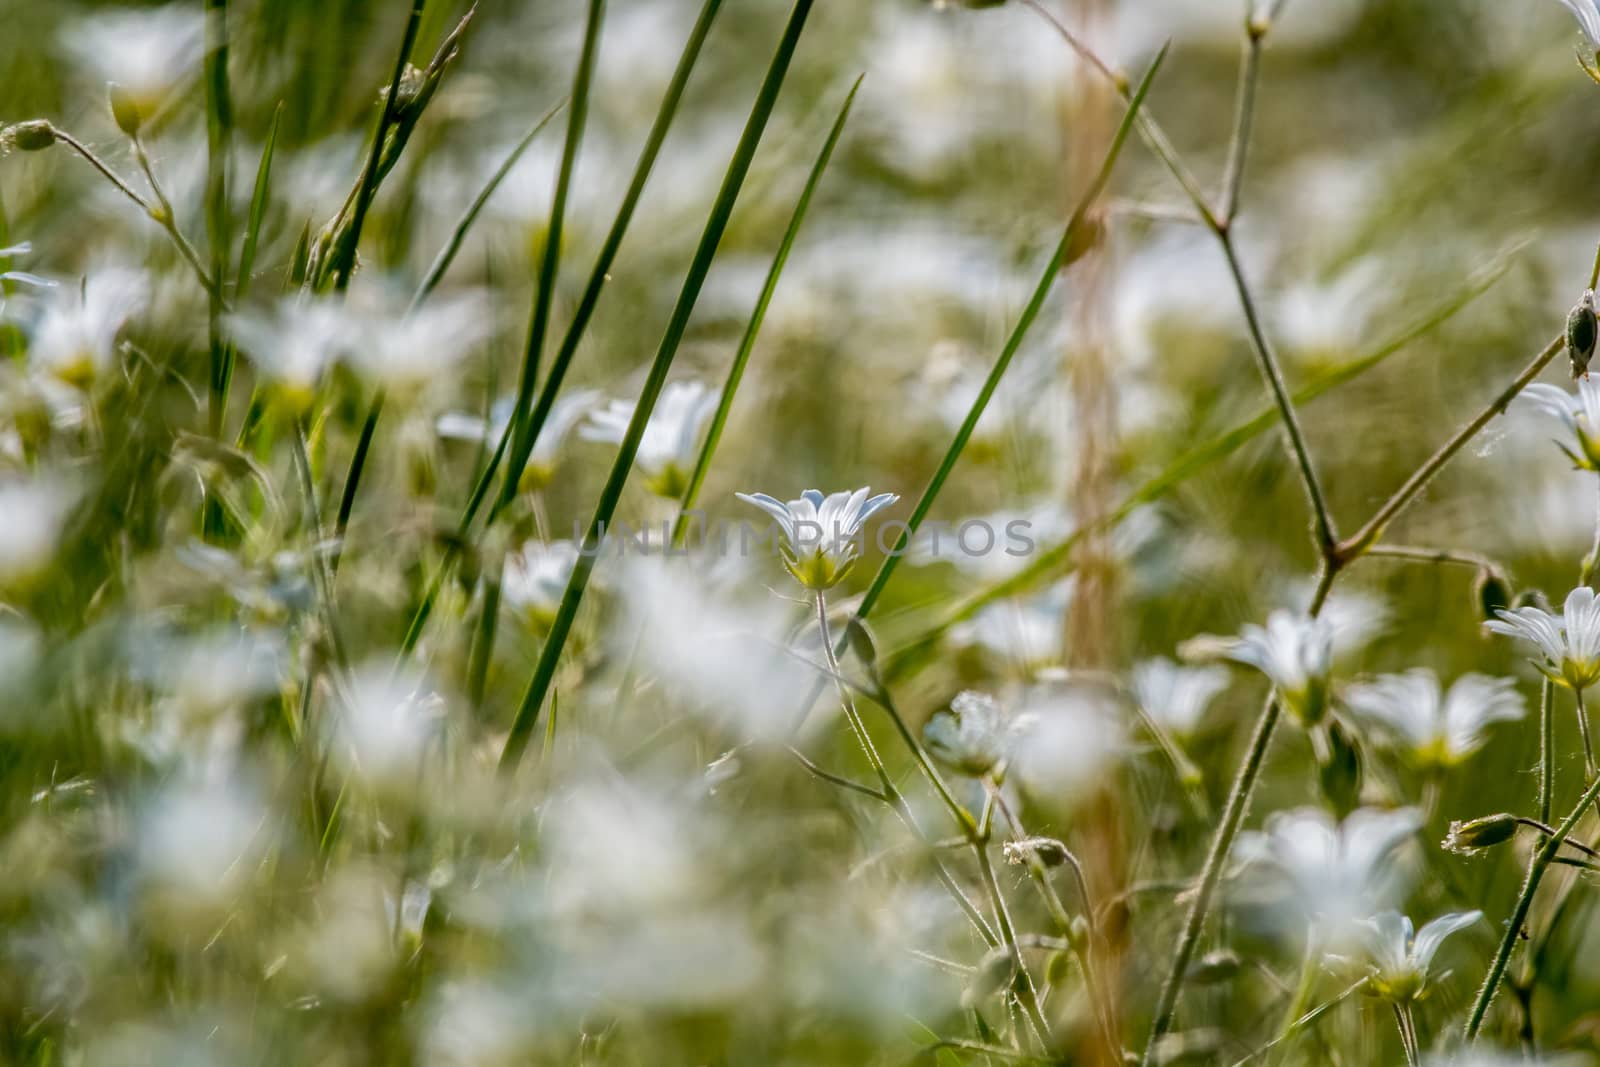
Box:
[737, 487, 899, 591]
[1525, 375, 1600, 470]
[330, 662, 442, 794]
[1345, 909, 1480, 1003]
[159, 628, 285, 720]
[1181, 610, 1334, 725]
[1557, 0, 1600, 52]
[949, 581, 1072, 669]
[1236, 806, 1422, 945]
[227, 296, 352, 411]
[344, 292, 492, 393]
[27, 267, 148, 386]
[924, 690, 1014, 776]
[1288, 581, 1387, 663]
[1487, 586, 1600, 690]
[61, 2, 204, 115]
[501, 540, 578, 628]
[0, 475, 76, 589]
[138, 775, 269, 924]
[437, 389, 600, 492]
[1132, 657, 1230, 739]
[420, 978, 537, 1067]
[1343, 669, 1524, 768]
[1010, 686, 1125, 807]
[583, 380, 716, 497]
[287, 863, 400, 1003]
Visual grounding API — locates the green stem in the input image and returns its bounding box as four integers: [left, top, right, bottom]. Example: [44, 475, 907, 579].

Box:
[204, 0, 234, 435]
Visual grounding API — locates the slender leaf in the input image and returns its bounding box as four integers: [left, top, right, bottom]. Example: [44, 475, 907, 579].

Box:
[499, 0, 819, 774]
[235, 102, 283, 305]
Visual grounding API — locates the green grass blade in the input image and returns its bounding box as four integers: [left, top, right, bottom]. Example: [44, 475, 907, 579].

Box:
[235, 102, 284, 305]
[670, 74, 863, 547]
[410, 97, 566, 309]
[891, 253, 1515, 661]
[853, 42, 1169, 623]
[498, 0, 819, 775]
[501, 0, 605, 496]
[492, 0, 726, 518]
[204, 0, 235, 441]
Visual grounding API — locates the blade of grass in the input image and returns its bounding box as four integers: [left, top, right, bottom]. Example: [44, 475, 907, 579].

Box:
[501, 0, 605, 501]
[491, 0, 726, 519]
[854, 42, 1168, 623]
[397, 0, 726, 654]
[204, 0, 235, 439]
[670, 74, 862, 547]
[498, 0, 819, 774]
[235, 102, 284, 304]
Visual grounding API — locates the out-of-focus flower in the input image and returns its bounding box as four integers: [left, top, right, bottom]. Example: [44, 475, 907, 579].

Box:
[501, 540, 578, 629]
[436, 389, 600, 492]
[1235, 806, 1422, 945]
[61, 2, 204, 117]
[1487, 585, 1600, 690]
[26, 267, 147, 386]
[1288, 581, 1387, 664]
[949, 580, 1071, 669]
[0, 475, 76, 590]
[343, 292, 491, 394]
[924, 690, 1013, 776]
[227, 297, 351, 412]
[1009, 685, 1125, 807]
[0, 242, 54, 291]
[285, 863, 400, 1003]
[1343, 669, 1524, 768]
[1133, 657, 1230, 740]
[1345, 910, 1481, 1003]
[330, 662, 442, 795]
[737, 487, 899, 591]
[583, 380, 716, 497]
[1181, 610, 1334, 725]
[1525, 374, 1600, 470]
[137, 775, 270, 927]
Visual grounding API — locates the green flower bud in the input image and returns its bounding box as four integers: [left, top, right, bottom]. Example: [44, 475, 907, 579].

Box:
[1317, 719, 1363, 817]
[5, 121, 57, 152]
[1443, 813, 1518, 855]
[962, 946, 1018, 1008]
[1002, 835, 1069, 868]
[108, 83, 142, 136]
[1475, 568, 1512, 621]
[1185, 949, 1242, 986]
[1570, 289, 1598, 379]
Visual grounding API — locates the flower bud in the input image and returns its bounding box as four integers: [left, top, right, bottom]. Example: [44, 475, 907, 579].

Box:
[1317, 719, 1363, 817]
[1443, 813, 1518, 855]
[1003, 835, 1069, 868]
[1570, 289, 1598, 379]
[1475, 568, 1512, 621]
[962, 946, 1018, 1007]
[5, 121, 56, 152]
[108, 83, 142, 136]
[1185, 949, 1242, 986]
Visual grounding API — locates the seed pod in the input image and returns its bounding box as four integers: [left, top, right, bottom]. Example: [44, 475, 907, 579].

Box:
[1186, 949, 1243, 986]
[1475, 568, 1512, 621]
[1569, 289, 1598, 379]
[108, 83, 142, 136]
[962, 946, 1017, 1008]
[6, 121, 56, 152]
[1317, 719, 1363, 817]
[1443, 813, 1518, 855]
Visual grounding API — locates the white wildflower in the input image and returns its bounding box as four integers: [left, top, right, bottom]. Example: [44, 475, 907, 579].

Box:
[737, 487, 899, 591]
[1346, 909, 1481, 1003]
[924, 691, 1013, 776]
[1132, 657, 1230, 739]
[501, 540, 579, 628]
[1344, 669, 1524, 767]
[1180, 610, 1334, 725]
[1486, 585, 1600, 690]
[27, 267, 148, 386]
[329, 662, 442, 795]
[0, 475, 76, 590]
[583, 380, 716, 497]
[1524, 374, 1600, 470]
[227, 297, 352, 411]
[61, 2, 204, 116]
[343, 291, 492, 393]
[436, 389, 600, 492]
[1556, 0, 1600, 52]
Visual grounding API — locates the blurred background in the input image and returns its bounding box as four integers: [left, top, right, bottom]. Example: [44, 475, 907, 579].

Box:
[1, 0, 1600, 1063]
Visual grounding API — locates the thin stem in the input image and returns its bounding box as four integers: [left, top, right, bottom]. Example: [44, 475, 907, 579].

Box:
[1219, 30, 1262, 225]
[131, 139, 219, 301]
[1578, 687, 1596, 785]
[1393, 1003, 1421, 1067]
[466, 560, 502, 711]
[1361, 544, 1501, 571]
[814, 592, 892, 790]
[1464, 770, 1600, 1038]
[1217, 230, 1338, 555]
[1584, 473, 1600, 587]
[971, 827, 1056, 1052]
[1540, 678, 1555, 827]
[203, 0, 233, 435]
[1337, 333, 1565, 562]
[787, 746, 886, 802]
[1511, 818, 1600, 860]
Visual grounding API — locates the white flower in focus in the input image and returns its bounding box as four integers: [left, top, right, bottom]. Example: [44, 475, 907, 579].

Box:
[1180, 610, 1334, 725]
[344, 292, 492, 393]
[61, 2, 204, 115]
[924, 691, 1013, 776]
[583, 380, 716, 497]
[228, 297, 352, 411]
[1525, 375, 1600, 471]
[1344, 669, 1524, 768]
[1236, 806, 1422, 945]
[1487, 586, 1600, 690]
[1346, 909, 1480, 1003]
[501, 540, 578, 628]
[1556, 0, 1600, 53]
[0, 476, 76, 590]
[330, 663, 441, 794]
[1132, 657, 1230, 739]
[28, 268, 148, 386]
[737, 487, 899, 591]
